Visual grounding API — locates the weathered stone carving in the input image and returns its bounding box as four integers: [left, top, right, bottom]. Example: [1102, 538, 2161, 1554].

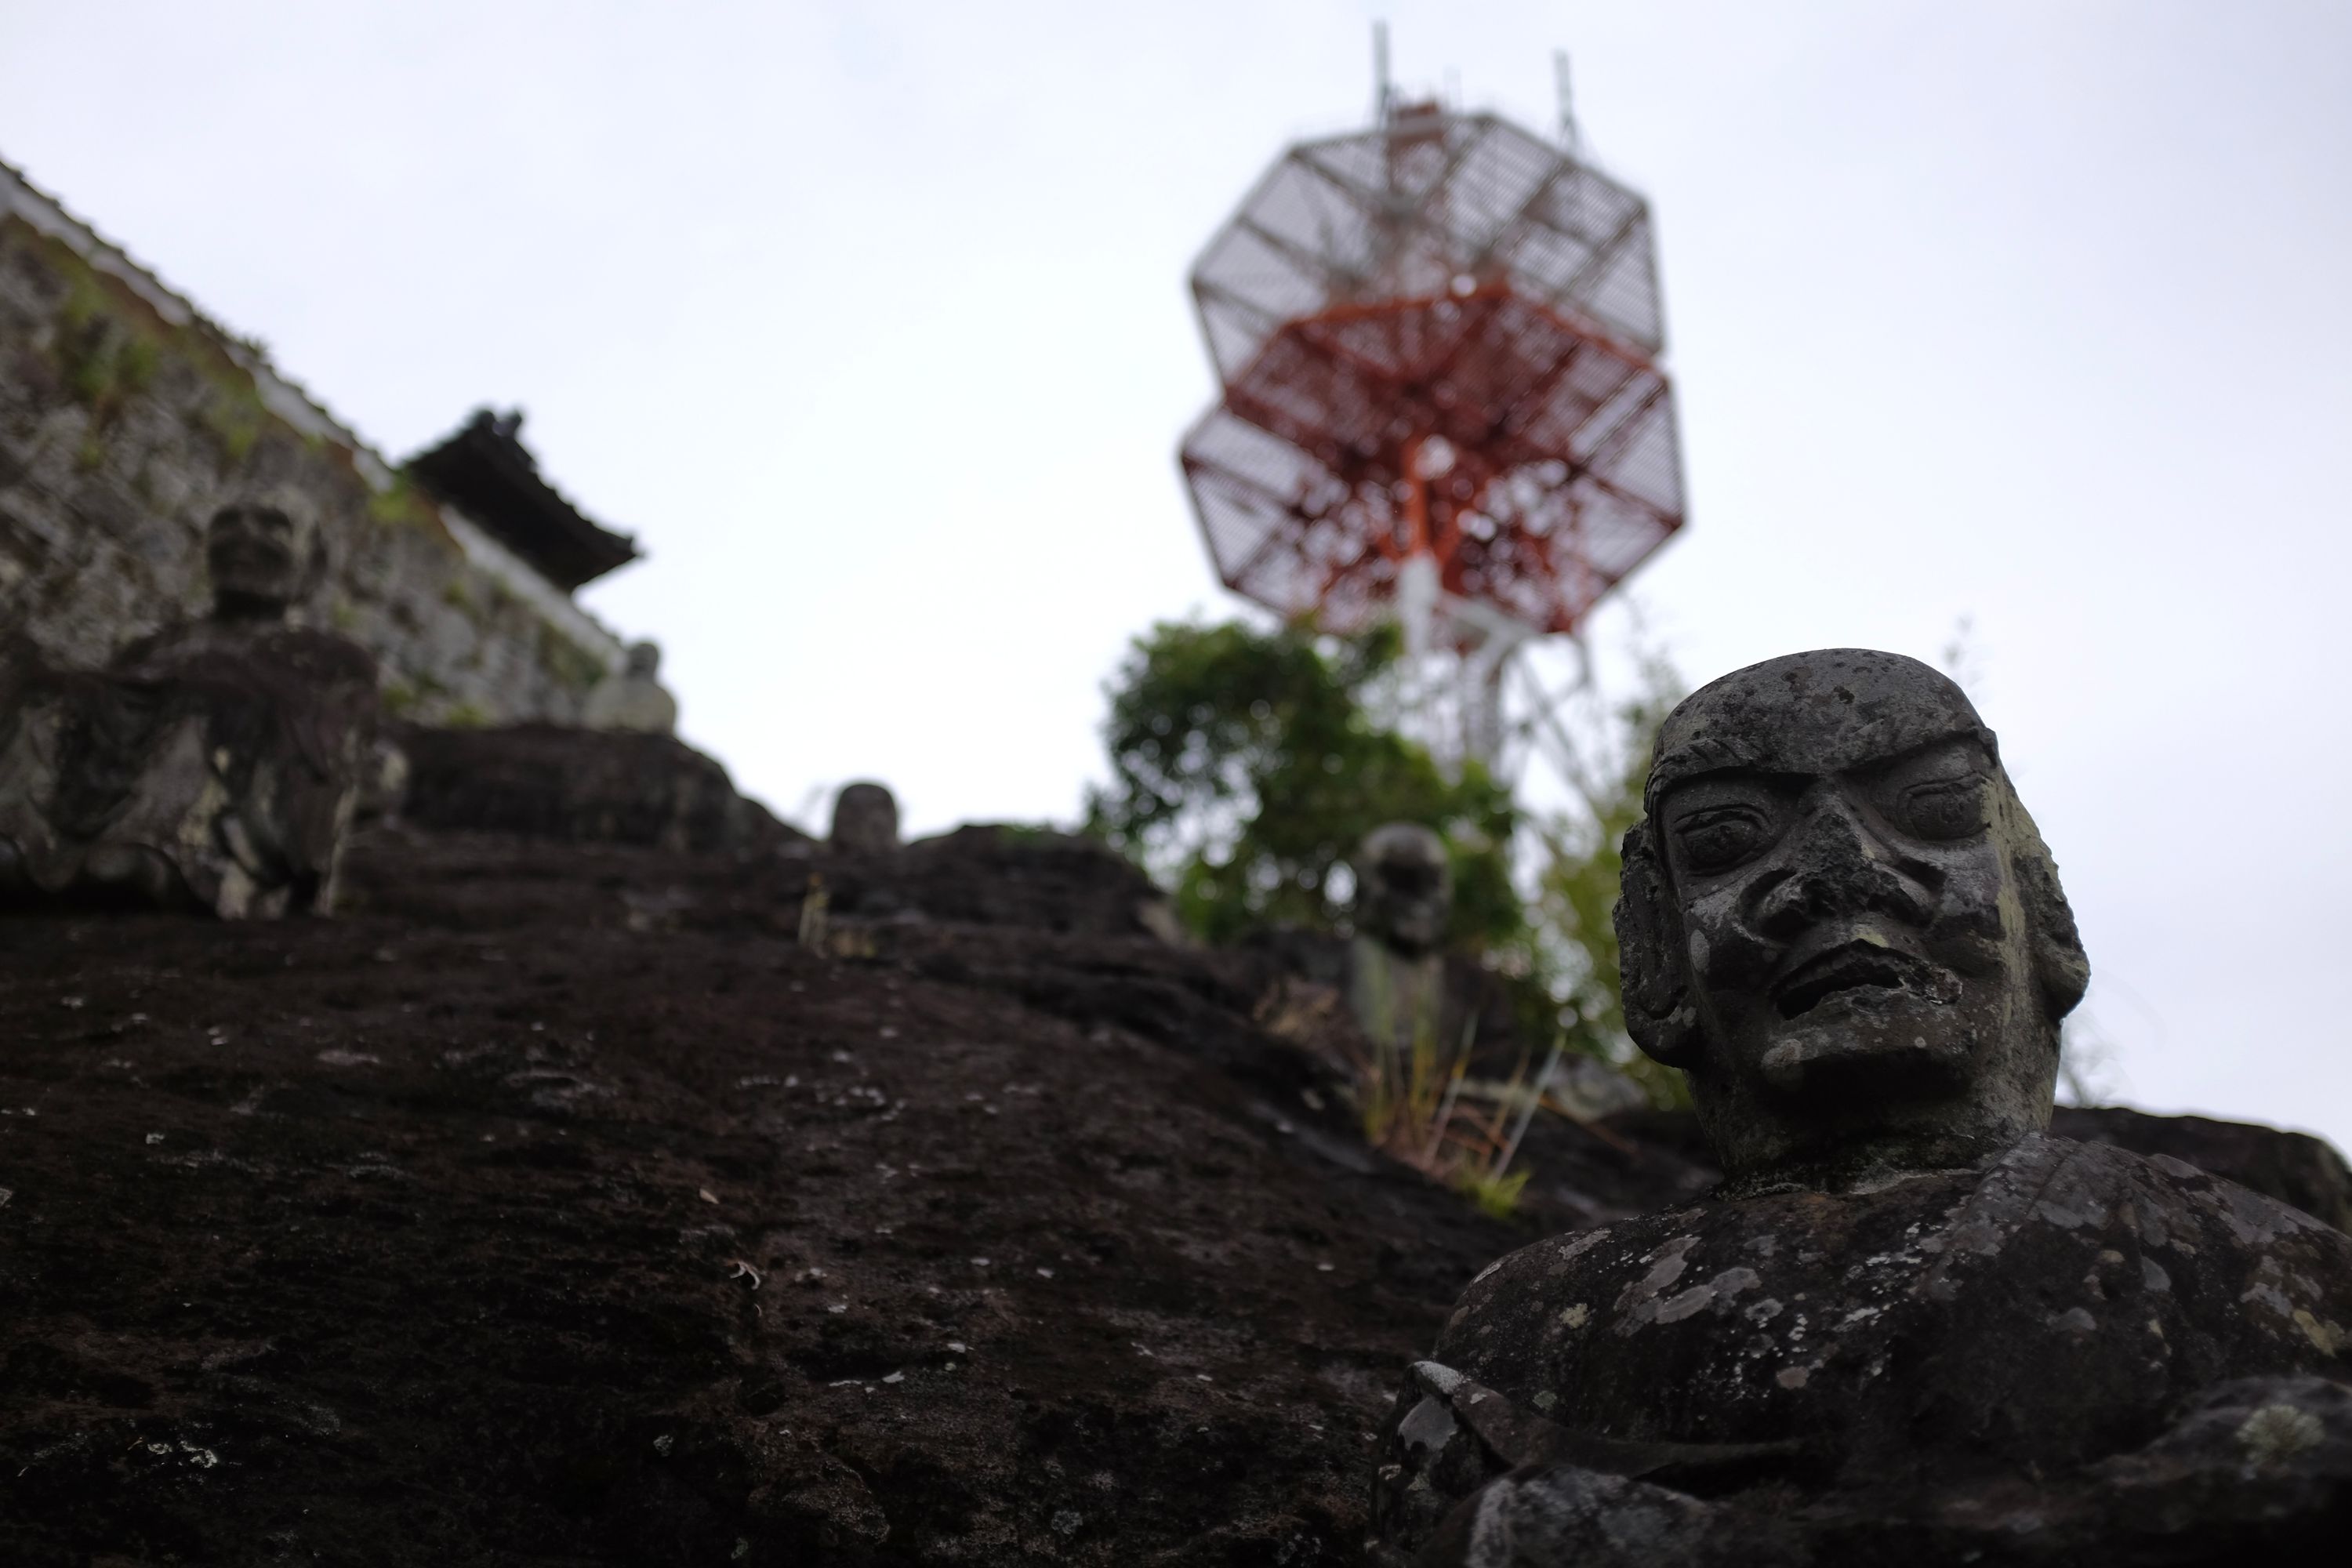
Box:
[1371, 650, 2352, 1565]
[1616, 646, 2092, 1191]
[829, 782, 901, 855]
[0, 499, 376, 917]
[1356, 822, 1453, 956]
[1349, 822, 1451, 1049]
[579, 640, 678, 735]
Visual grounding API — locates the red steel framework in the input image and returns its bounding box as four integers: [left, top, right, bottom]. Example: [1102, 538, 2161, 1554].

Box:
[1179, 98, 1684, 658]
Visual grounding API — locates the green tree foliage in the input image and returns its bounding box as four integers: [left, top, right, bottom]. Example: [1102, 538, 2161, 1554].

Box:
[1088, 613, 1693, 1108]
[1085, 618, 1522, 949]
[1529, 642, 1690, 1102]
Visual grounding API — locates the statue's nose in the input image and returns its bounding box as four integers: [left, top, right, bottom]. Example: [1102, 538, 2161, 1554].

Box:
[1752, 789, 1936, 936]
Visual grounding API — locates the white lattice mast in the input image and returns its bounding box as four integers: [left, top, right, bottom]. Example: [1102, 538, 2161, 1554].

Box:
[1177, 35, 1685, 778]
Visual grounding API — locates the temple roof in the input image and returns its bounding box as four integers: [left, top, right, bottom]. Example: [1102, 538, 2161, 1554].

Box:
[406, 410, 640, 591]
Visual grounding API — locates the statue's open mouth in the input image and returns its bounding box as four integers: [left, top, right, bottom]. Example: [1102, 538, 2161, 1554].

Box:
[1771, 942, 1937, 1019]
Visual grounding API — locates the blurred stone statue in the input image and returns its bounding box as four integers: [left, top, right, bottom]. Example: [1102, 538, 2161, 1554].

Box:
[1372, 650, 2352, 1566]
[0, 495, 377, 918]
[354, 734, 412, 826]
[829, 781, 900, 855]
[580, 639, 677, 735]
[1348, 822, 1451, 1051]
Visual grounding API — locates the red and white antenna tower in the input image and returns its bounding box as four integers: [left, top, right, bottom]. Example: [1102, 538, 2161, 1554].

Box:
[1178, 32, 1685, 772]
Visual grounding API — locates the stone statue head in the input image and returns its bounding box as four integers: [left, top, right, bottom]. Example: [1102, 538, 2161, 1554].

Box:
[1614, 650, 2089, 1185]
[205, 496, 319, 621]
[829, 781, 900, 855]
[1355, 822, 1453, 958]
[624, 640, 662, 680]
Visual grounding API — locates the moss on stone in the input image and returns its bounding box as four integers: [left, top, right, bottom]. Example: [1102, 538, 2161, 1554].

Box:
[54, 272, 160, 441]
[3, 219, 625, 732]
[535, 623, 608, 692]
[14, 223, 277, 474]
[366, 474, 438, 533]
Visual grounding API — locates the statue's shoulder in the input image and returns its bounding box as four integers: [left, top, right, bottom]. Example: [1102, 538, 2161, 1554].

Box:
[1435, 1208, 1709, 1367]
[1987, 1131, 2352, 1250]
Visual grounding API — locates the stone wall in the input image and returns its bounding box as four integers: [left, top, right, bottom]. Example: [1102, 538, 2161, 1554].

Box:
[0, 166, 627, 725]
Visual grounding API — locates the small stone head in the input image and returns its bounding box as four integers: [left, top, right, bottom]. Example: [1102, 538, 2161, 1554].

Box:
[1355, 822, 1453, 958]
[1614, 650, 2089, 1183]
[205, 496, 318, 620]
[625, 641, 662, 680]
[829, 781, 900, 855]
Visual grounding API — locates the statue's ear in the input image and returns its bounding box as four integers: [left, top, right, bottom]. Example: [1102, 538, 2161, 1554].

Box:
[2003, 795, 2090, 1028]
[1615, 819, 1705, 1067]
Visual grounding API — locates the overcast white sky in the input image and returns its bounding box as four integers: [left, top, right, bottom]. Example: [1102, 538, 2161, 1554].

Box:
[5, 2, 2349, 1149]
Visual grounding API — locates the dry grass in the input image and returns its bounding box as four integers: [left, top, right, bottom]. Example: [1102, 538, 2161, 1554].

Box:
[1351, 986, 1565, 1219]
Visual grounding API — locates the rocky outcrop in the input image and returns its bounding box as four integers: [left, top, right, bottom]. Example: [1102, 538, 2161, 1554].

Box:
[2053, 1103, 2352, 1234]
[2, 770, 2345, 1563]
[0, 816, 1536, 1566]
[389, 721, 797, 855]
[1550, 1104, 2352, 1239]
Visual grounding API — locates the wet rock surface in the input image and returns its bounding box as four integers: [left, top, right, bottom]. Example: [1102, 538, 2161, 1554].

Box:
[2053, 1104, 2352, 1235]
[1392, 1368, 2352, 1566]
[389, 722, 796, 855]
[3, 720, 2345, 1564]
[1551, 1104, 2352, 1242]
[0, 811, 1578, 1566]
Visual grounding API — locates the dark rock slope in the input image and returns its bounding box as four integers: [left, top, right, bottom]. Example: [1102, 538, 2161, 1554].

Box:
[1, 786, 2341, 1566]
[0, 818, 1530, 1566]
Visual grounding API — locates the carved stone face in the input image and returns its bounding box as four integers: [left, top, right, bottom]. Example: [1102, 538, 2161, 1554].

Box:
[829, 781, 900, 855]
[205, 503, 307, 619]
[1617, 651, 2089, 1184]
[1355, 822, 1452, 957]
[625, 641, 662, 680]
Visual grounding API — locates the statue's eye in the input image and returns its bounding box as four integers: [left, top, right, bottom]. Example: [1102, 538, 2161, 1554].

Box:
[1675, 807, 1770, 873]
[1899, 775, 1987, 840]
